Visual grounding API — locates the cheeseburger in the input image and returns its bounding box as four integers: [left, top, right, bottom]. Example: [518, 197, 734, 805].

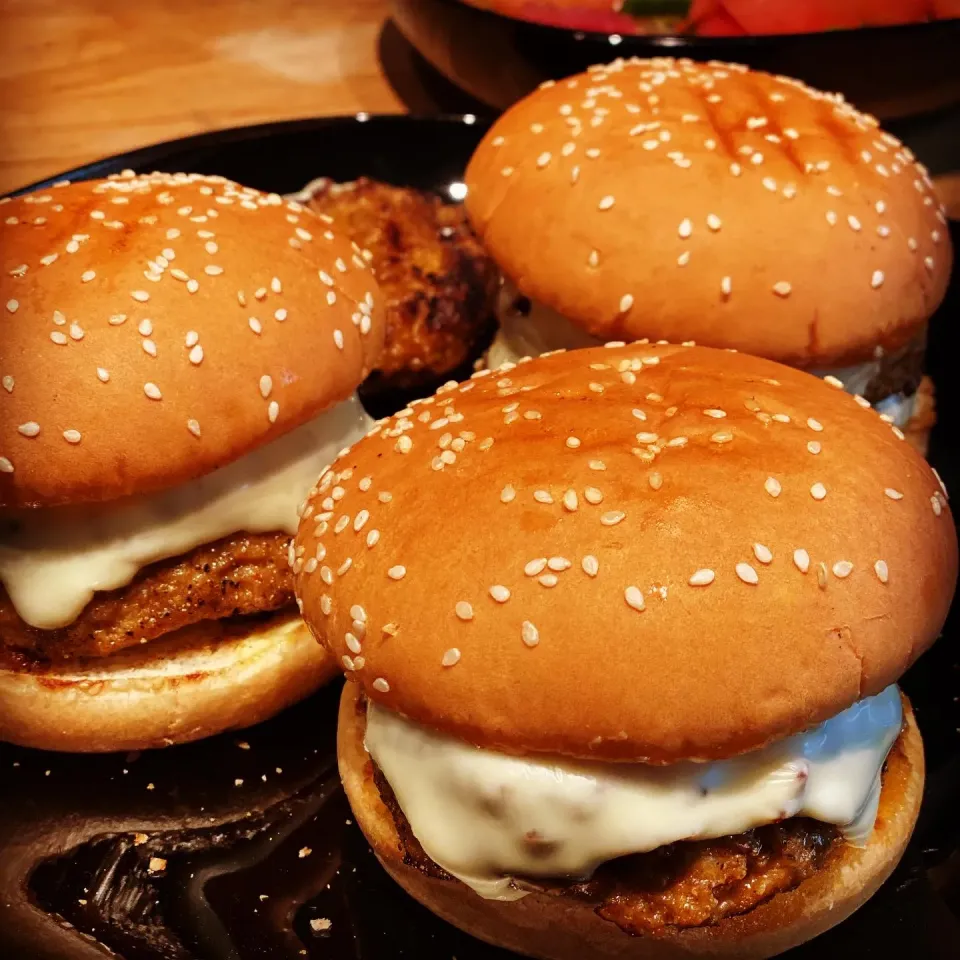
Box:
[295, 344, 956, 958]
[0, 172, 384, 752]
[464, 58, 952, 452]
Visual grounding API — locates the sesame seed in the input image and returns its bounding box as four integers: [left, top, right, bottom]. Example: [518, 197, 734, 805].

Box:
[0, 457, 12, 473]
[817, 562, 829, 588]
[772, 281, 792, 297]
[764, 477, 782, 498]
[396, 435, 412, 454]
[187, 279, 199, 293]
[736, 562, 759, 584]
[704, 409, 726, 419]
[490, 585, 511, 602]
[69, 322, 84, 341]
[17, 422, 40, 438]
[924, 256, 935, 273]
[624, 586, 646, 612]
[563, 489, 578, 511]
[750, 543, 773, 566]
[204, 265, 223, 276]
[534, 490, 554, 504]
[566, 437, 581, 449]
[501, 167, 514, 177]
[826, 211, 838, 226]
[249, 317, 262, 334]
[678, 218, 692, 239]
[372, 678, 390, 694]
[366, 529, 381, 548]
[884, 487, 904, 500]
[185, 330, 199, 347]
[833, 561, 853, 578]
[811, 482, 827, 500]
[689, 569, 715, 586]
[823, 375, 844, 388]
[259, 375, 273, 399]
[455, 601, 474, 621]
[601, 511, 625, 526]
[871, 270, 885, 289]
[268, 401, 279, 423]
[2, 376, 14, 393]
[932, 495, 943, 517]
[874, 560, 889, 583]
[537, 152, 551, 168]
[187, 419, 201, 437]
[847, 215, 862, 232]
[63, 429, 81, 444]
[441, 648, 461, 667]
[648, 472, 662, 491]
[500, 484, 516, 503]
[6, 300, 19, 314]
[345, 633, 362, 654]
[131, 290, 149, 302]
[521, 621, 540, 647]
[189, 344, 203, 365]
[388, 565, 406, 580]
[619, 294, 634, 313]
[677, 251, 691, 267]
[720, 276, 732, 297]
[706, 214, 722, 231]
[143, 382, 162, 400]
[538, 573, 558, 587]
[588, 459, 606, 471]
[334, 329, 344, 349]
[584, 486, 603, 505]
[525, 558, 547, 577]
[81, 269, 96, 282]
[807, 441, 822, 455]
[598, 195, 616, 211]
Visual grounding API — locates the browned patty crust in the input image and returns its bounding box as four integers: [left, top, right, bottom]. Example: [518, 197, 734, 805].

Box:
[1, 532, 293, 662]
[304, 178, 498, 388]
[373, 762, 841, 936]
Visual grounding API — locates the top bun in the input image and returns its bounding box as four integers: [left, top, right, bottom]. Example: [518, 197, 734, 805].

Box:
[0, 173, 385, 508]
[465, 58, 951, 368]
[295, 343, 957, 764]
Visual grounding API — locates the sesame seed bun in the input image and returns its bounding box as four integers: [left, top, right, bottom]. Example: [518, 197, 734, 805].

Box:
[0, 611, 336, 752]
[295, 344, 957, 763]
[464, 59, 951, 368]
[0, 173, 385, 508]
[338, 681, 924, 960]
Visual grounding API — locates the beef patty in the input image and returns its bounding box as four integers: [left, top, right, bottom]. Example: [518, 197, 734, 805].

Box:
[372, 763, 838, 935]
[1, 532, 293, 663]
[303, 178, 498, 393]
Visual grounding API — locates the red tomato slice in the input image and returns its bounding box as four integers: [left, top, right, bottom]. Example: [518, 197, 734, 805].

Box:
[692, 0, 933, 35]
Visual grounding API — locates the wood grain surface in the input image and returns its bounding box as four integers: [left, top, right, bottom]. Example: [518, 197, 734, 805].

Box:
[0, 0, 425, 192]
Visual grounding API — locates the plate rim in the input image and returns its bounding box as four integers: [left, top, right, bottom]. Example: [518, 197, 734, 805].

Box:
[6, 113, 493, 197]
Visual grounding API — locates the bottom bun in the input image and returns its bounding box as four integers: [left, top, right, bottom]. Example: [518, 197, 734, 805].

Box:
[905, 376, 935, 457]
[338, 683, 924, 960]
[0, 611, 337, 753]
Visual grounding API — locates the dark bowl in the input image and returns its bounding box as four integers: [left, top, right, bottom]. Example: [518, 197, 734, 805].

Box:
[392, 0, 960, 122]
[1, 115, 959, 960]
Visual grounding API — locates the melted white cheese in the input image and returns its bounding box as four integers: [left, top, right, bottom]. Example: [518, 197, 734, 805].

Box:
[490, 286, 917, 427]
[365, 685, 902, 901]
[0, 396, 372, 630]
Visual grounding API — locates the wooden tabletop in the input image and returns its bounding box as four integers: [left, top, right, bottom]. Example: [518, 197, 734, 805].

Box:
[0, 0, 480, 193]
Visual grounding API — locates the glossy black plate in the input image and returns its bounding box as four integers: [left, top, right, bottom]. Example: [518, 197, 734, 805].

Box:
[392, 0, 960, 122]
[1, 115, 959, 960]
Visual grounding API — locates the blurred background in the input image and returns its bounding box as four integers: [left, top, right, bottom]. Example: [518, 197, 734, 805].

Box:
[1, 0, 958, 199]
